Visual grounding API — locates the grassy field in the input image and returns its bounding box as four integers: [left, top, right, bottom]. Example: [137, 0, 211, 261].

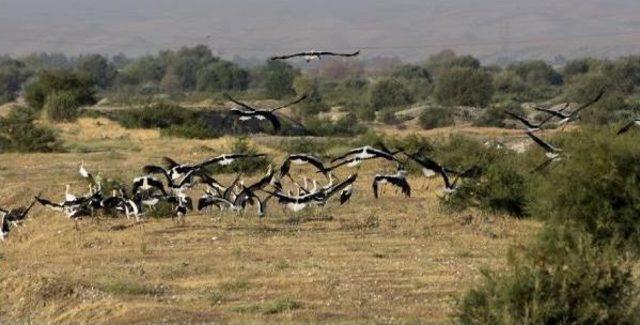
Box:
[0, 118, 541, 323]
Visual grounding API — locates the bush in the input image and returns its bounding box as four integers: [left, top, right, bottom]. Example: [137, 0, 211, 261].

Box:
[418, 107, 454, 129]
[305, 113, 366, 137]
[446, 153, 528, 216]
[24, 70, 96, 110]
[160, 122, 221, 139]
[456, 226, 638, 324]
[280, 138, 333, 156]
[0, 106, 60, 152]
[474, 101, 521, 128]
[528, 128, 640, 252]
[292, 77, 329, 118]
[378, 109, 402, 125]
[44, 90, 82, 122]
[493, 71, 526, 94]
[116, 103, 194, 129]
[369, 79, 414, 110]
[260, 61, 299, 99]
[434, 67, 494, 107]
[391, 64, 433, 100]
[114, 103, 221, 139]
[0, 59, 30, 103]
[508, 60, 563, 86]
[207, 136, 271, 175]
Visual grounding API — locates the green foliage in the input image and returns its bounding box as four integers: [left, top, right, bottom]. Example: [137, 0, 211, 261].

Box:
[446, 153, 528, 216]
[207, 136, 271, 175]
[418, 107, 454, 129]
[195, 61, 249, 92]
[0, 59, 30, 104]
[24, 70, 96, 110]
[44, 90, 82, 122]
[426, 50, 481, 78]
[493, 71, 526, 94]
[378, 109, 402, 125]
[117, 56, 165, 86]
[280, 138, 333, 156]
[117, 103, 194, 129]
[474, 101, 521, 128]
[160, 122, 221, 139]
[0, 106, 60, 152]
[456, 226, 638, 324]
[605, 56, 640, 94]
[391, 64, 433, 100]
[260, 61, 299, 99]
[434, 67, 494, 107]
[292, 77, 329, 118]
[563, 58, 599, 77]
[369, 79, 414, 110]
[115, 103, 220, 139]
[508, 60, 563, 86]
[527, 128, 640, 252]
[75, 54, 117, 89]
[304, 113, 366, 137]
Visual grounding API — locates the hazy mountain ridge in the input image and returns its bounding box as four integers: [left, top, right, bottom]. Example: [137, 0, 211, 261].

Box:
[1, 0, 639, 62]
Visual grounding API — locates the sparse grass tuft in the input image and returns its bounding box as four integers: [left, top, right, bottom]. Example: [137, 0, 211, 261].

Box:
[233, 297, 301, 315]
[96, 277, 165, 296]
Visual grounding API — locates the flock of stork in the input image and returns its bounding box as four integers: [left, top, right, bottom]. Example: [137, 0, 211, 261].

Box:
[0, 142, 472, 241]
[1, 49, 638, 242]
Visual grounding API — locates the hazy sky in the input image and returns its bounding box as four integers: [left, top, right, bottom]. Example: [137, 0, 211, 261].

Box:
[1, 0, 639, 61]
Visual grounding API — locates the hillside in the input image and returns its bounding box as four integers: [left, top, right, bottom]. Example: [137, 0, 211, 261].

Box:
[1, 0, 640, 62]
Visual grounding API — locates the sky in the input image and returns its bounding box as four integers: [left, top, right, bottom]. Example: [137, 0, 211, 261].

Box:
[1, 0, 639, 62]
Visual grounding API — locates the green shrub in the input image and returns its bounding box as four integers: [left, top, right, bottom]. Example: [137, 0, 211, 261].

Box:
[260, 61, 299, 99]
[493, 71, 526, 94]
[456, 226, 638, 324]
[474, 101, 521, 128]
[305, 113, 366, 137]
[446, 153, 528, 216]
[507, 60, 563, 86]
[280, 138, 332, 156]
[24, 70, 96, 110]
[116, 103, 194, 129]
[369, 79, 414, 110]
[0, 106, 60, 152]
[207, 136, 271, 175]
[418, 107, 454, 129]
[434, 67, 494, 107]
[378, 109, 402, 125]
[44, 90, 82, 122]
[528, 128, 640, 252]
[160, 122, 221, 139]
[391, 64, 433, 100]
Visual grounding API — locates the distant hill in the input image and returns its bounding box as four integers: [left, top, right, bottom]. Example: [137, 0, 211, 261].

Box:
[1, 0, 639, 63]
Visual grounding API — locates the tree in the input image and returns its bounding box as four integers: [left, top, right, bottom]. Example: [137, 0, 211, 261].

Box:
[260, 61, 299, 99]
[508, 60, 563, 86]
[391, 64, 433, 100]
[434, 67, 494, 107]
[0, 59, 30, 103]
[75, 54, 117, 89]
[196, 61, 249, 92]
[0, 106, 60, 152]
[605, 56, 640, 94]
[426, 50, 481, 78]
[117, 56, 166, 86]
[292, 76, 329, 118]
[24, 70, 96, 110]
[369, 79, 414, 110]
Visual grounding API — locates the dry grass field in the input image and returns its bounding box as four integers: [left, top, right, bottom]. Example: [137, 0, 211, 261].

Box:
[0, 118, 541, 323]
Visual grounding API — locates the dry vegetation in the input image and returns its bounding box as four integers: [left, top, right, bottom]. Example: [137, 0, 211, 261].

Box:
[0, 118, 542, 323]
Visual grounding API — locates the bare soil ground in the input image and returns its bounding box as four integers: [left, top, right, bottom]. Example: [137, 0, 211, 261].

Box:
[0, 118, 540, 323]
